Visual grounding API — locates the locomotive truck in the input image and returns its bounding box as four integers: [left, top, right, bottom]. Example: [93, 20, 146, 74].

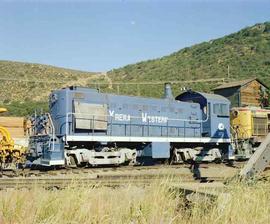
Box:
[28, 84, 231, 167]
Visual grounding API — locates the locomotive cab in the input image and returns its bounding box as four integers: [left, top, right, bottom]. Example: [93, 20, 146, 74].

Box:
[176, 91, 230, 140]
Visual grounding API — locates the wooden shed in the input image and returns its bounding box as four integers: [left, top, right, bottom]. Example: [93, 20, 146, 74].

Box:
[213, 78, 269, 108]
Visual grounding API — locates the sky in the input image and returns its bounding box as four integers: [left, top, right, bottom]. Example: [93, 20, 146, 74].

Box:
[0, 0, 270, 72]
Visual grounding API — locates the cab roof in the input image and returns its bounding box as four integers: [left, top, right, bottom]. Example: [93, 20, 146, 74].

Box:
[176, 90, 230, 103]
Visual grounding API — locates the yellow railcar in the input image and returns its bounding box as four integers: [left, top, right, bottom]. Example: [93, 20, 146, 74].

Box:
[230, 107, 270, 159]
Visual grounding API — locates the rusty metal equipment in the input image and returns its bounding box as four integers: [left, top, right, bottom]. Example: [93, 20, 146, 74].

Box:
[240, 132, 270, 179]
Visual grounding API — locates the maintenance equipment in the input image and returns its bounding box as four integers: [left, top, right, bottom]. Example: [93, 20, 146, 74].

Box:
[0, 108, 26, 169]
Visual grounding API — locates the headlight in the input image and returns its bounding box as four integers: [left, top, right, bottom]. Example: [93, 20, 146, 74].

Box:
[218, 123, 225, 131]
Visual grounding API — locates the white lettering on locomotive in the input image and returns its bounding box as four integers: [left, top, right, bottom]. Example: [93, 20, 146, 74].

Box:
[115, 113, 131, 121]
[109, 110, 115, 117]
[109, 110, 168, 123]
[109, 110, 131, 121]
[141, 113, 168, 123]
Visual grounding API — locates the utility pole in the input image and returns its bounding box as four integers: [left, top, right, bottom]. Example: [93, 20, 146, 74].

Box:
[227, 65, 230, 79]
[117, 85, 120, 95]
[137, 84, 140, 96]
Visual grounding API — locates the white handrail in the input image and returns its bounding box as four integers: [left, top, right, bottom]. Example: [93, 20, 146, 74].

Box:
[65, 111, 209, 123]
[47, 113, 56, 151]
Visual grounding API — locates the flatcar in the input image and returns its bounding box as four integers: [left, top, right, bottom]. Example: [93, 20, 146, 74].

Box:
[28, 84, 231, 167]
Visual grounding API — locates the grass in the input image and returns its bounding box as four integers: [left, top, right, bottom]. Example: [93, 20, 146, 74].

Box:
[0, 178, 269, 224]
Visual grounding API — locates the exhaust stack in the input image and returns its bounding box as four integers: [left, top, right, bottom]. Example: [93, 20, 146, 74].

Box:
[164, 83, 173, 100]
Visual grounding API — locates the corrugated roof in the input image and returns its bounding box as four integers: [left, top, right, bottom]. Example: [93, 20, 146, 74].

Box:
[213, 78, 267, 90]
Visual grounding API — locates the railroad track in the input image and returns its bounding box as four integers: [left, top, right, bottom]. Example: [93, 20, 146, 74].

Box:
[0, 174, 225, 190]
[0, 166, 234, 189]
[0, 163, 241, 178]
[0, 176, 152, 190]
[0, 163, 241, 190]
[0, 164, 187, 178]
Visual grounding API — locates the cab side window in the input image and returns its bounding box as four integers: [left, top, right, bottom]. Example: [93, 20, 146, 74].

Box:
[213, 103, 229, 116]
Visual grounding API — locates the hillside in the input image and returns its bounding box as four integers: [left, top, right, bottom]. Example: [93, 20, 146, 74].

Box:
[108, 22, 270, 97]
[1, 22, 270, 115]
[0, 60, 105, 103]
[0, 61, 109, 115]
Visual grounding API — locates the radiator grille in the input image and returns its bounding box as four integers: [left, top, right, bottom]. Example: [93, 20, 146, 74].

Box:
[252, 116, 268, 136]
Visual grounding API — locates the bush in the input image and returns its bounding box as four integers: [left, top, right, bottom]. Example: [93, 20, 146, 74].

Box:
[0, 101, 48, 116]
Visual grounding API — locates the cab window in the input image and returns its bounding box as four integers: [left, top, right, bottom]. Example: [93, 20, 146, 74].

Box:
[213, 103, 229, 116]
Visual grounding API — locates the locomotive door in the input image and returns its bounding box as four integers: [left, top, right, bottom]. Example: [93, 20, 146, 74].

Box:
[202, 103, 211, 137]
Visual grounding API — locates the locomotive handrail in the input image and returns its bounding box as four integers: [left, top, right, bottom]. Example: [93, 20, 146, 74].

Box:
[64, 112, 203, 143]
[65, 111, 209, 123]
[47, 113, 56, 151]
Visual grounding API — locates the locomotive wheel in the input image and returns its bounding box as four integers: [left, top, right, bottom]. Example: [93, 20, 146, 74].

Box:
[67, 155, 77, 168]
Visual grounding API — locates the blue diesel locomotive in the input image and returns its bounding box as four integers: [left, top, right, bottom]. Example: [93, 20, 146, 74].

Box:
[28, 84, 231, 167]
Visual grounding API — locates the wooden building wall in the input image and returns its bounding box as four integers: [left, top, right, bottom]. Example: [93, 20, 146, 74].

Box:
[214, 79, 268, 108]
[240, 80, 264, 107]
[214, 87, 240, 107]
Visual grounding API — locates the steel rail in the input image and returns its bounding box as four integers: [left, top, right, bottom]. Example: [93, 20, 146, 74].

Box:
[0, 175, 225, 190]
